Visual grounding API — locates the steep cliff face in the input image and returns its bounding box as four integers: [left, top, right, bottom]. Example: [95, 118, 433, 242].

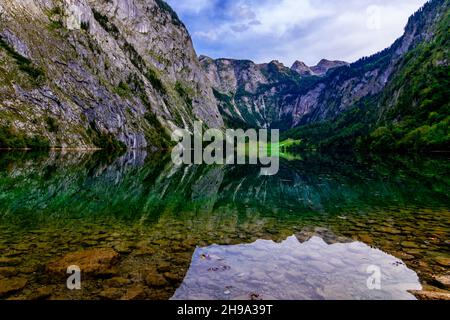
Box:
[0, 0, 223, 149]
[200, 56, 308, 129]
[204, 0, 447, 131]
[200, 55, 354, 130]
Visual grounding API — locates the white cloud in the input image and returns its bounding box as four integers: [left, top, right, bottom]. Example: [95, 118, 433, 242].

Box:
[251, 0, 327, 36]
[194, 30, 220, 41]
[168, 0, 214, 14]
[166, 0, 429, 66]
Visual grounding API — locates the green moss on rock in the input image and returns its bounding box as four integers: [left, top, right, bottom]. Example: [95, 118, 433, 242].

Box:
[87, 123, 126, 151]
[0, 126, 50, 150]
[0, 36, 45, 84]
[45, 116, 59, 133]
[144, 113, 173, 149]
[92, 9, 120, 38]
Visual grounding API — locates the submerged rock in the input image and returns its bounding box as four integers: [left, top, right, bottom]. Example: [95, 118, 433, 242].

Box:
[163, 272, 180, 284]
[104, 277, 130, 287]
[377, 227, 402, 235]
[0, 257, 21, 266]
[46, 248, 119, 277]
[434, 275, 450, 289]
[144, 273, 168, 288]
[0, 267, 18, 277]
[401, 241, 420, 249]
[99, 287, 124, 300]
[133, 247, 157, 257]
[113, 244, 133, 254]
[435, 257, 450, 267]
[410, 290, 450, 300]
[0, 277, 27, 298]
[29, 286, 54, 300]
[156, 262, 171, 273]
[120, 286, 146, 300]
[393, 252, 415, 261]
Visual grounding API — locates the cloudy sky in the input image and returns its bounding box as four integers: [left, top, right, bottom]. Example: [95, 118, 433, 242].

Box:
[165, 0, 428, 66]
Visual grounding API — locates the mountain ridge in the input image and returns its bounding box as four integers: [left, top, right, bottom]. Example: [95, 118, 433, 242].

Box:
[0, 0, 448, 153]
[204, 0, 448, 148]
[291, 59, 349, 77]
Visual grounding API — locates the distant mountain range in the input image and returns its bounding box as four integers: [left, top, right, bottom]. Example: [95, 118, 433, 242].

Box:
[0, 0, 448, 152]
[202, 0, 449, 152]
[291, 59, 349, 77]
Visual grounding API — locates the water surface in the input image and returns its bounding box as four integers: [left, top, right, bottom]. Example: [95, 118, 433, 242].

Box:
[0, 151, 448, 300]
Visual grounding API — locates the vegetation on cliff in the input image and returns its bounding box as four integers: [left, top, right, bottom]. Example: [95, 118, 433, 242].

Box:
[283, 1, 449, 154]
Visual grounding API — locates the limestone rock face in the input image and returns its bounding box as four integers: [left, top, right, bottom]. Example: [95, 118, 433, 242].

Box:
[291, 60, 348, 77]
[203, 0, 445, 130]
[0, 0, 223, 149]
[200, 56, 269, 95]
[309, 59, 349, 76]
[291, 61, 313, 76]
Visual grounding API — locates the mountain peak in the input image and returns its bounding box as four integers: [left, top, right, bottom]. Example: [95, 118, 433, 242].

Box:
[311, 59, 349, 75]
[199, 55, 211, 60]
[269, 60, 286, 68]
[292, 60, 308, 67]
[317, 58, 332, 65]
[291, 60, 313, 76]
[290, 59, 348, 76]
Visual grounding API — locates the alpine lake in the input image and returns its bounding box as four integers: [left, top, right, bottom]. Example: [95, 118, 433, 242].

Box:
[0, 150, 448, 300]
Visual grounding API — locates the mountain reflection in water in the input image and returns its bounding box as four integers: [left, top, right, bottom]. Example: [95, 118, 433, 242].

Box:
[172, 236, 421, 300]
[0, 150, 448, 300]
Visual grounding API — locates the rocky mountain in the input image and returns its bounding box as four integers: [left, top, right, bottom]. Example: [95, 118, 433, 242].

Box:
[205, 0, 448, 138]
[291, 59, 349, 77]
[284, 0, 449, 152]
[310, 59, 349, 75]
[200, 56, 306, 129]
[290, 61, 313, 77]
[0, 0, 223, 150]
[0, 0, 447, 152]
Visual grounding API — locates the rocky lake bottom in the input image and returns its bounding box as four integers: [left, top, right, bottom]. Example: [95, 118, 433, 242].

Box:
[0, 151, 449, 300]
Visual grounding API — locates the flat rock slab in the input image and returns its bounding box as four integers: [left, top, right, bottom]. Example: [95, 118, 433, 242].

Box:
[0, 277, 27, 298]
[46, 248, 119, 276]
[434, 275, 450, 289]
[0, 257, 21, 266]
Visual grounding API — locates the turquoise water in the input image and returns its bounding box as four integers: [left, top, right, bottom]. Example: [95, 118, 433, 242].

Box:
[0, 151, 448, 300]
